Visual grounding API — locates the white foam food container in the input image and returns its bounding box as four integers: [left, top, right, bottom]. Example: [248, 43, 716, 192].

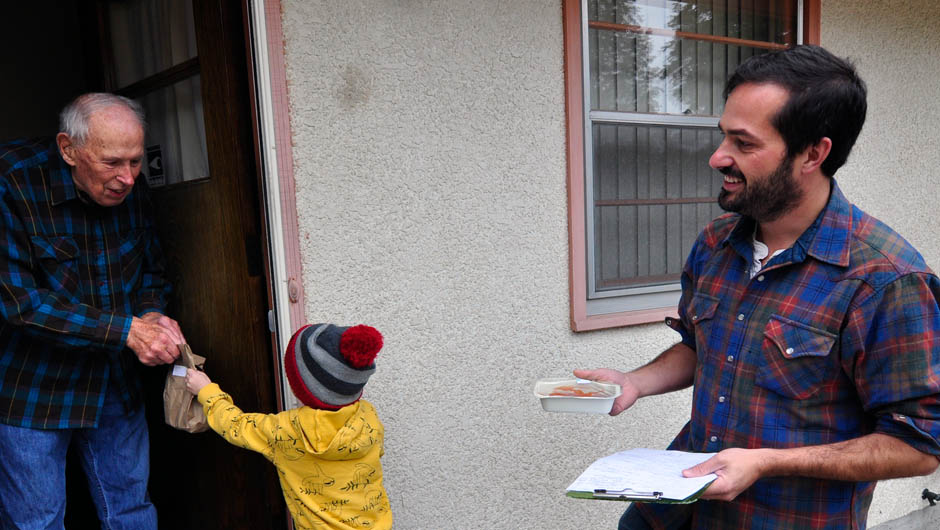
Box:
[534, 378, 621, 414]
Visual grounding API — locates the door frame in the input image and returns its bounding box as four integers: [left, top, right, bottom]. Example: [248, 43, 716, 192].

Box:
[246, 0, 306, 409]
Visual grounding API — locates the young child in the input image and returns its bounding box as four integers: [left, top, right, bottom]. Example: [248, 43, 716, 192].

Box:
[185, 323, 392, 529]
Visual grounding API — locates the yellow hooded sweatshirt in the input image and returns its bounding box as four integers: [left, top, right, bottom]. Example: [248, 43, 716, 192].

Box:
[197, 383, 392, 529]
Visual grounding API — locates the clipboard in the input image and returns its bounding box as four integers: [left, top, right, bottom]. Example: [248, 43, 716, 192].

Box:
[564, 448, 717, 504]
[565, 481, 712, 504]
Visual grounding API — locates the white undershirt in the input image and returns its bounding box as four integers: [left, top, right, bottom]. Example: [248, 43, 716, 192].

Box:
[750, 235, 786, 279]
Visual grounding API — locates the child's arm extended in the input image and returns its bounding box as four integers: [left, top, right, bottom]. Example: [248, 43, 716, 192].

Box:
[184, 369, 212, 395]
[185, 368, 284, 460]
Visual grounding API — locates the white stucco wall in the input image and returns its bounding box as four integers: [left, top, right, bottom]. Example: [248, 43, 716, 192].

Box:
[821, 1, 940, 526]
[279, 1, 940, 528]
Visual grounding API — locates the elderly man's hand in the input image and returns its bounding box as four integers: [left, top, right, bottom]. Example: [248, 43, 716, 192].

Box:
[139, 311, 185, 342]
[127, 313, 185, 366]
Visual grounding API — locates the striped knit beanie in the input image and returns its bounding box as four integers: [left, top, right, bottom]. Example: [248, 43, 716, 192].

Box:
[284, 323, 382, 410]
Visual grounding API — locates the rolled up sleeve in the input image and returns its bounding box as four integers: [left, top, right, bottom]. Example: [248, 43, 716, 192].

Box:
[847, 272, 940, 456]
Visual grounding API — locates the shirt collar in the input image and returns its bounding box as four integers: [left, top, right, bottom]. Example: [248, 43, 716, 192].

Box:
[723, 179, 853, 268]
[804, 179, 853, 267]
[48, 140, 81, 206]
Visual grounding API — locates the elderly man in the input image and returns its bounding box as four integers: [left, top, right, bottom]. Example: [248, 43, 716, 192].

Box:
[579, 45, 940, 529]
[0, 93, 186, 529]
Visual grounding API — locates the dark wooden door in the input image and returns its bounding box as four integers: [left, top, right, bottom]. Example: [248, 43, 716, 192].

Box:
[67, 1, 287, 529]
[146, 1, 285, 529]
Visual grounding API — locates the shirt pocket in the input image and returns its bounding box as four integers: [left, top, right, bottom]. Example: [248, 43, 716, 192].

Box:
[687, 293, 720, 360]
[119, 229, 148, 289]
[30, 235, 81, 297]
[756, 315, 837, 400]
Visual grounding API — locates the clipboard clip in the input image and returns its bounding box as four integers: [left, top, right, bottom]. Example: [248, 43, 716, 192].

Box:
[593, 488, 663, 500]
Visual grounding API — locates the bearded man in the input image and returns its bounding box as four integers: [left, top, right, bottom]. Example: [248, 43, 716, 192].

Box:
[578, 45, 940, 530]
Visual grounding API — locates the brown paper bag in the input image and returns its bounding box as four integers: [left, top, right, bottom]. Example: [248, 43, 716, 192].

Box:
[163, 344, 209, 433]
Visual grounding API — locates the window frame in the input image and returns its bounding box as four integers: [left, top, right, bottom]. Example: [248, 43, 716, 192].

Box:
[563, 0, 821, 331]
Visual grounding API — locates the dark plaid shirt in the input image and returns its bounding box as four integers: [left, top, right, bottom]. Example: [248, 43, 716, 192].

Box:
[638, 182, 940, 530]
[0, 138, 169, 429]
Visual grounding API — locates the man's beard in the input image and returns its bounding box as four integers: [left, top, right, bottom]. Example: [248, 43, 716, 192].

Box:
[717, 154, 803, 222]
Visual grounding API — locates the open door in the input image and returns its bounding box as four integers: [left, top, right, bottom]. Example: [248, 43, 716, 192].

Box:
[3, 1, 285, 527]
[81, 0, 286, 528]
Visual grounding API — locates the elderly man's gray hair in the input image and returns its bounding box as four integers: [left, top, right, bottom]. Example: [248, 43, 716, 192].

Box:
[59, 93, 147, 146]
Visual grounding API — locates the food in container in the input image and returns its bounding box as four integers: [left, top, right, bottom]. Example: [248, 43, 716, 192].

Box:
[534, 378, 621, 414]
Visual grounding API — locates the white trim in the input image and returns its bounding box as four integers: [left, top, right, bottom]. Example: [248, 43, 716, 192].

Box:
[798, 1, 804, 45]
[580, 0, 598, 305]
[587, 288, 680, 316]
[590, 279, 681, 299]
[247, 1, 295, 409]
[590, 111, 719, 128]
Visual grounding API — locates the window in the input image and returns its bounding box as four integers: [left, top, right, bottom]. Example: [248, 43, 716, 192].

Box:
[104, 0, 209, 187]
[564, 0, 819, 331]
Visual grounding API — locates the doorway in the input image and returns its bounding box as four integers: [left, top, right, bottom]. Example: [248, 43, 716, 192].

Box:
[2, 1, 287, 528]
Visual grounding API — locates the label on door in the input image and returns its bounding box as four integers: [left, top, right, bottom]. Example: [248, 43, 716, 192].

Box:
[146, 145, 166, 188]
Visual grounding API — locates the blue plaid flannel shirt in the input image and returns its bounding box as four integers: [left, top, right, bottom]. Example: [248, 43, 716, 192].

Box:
[637, 182, 940, 530]
[0, 138, 170, 429]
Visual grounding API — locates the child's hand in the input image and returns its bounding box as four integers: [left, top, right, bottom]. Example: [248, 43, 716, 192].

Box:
[185, 368, 211, 395]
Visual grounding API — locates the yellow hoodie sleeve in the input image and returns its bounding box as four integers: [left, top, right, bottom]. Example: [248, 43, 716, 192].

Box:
[196, 382, 283, 462]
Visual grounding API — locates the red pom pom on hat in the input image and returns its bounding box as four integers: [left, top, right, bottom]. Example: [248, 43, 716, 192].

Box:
[340, 325, 383, 368]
